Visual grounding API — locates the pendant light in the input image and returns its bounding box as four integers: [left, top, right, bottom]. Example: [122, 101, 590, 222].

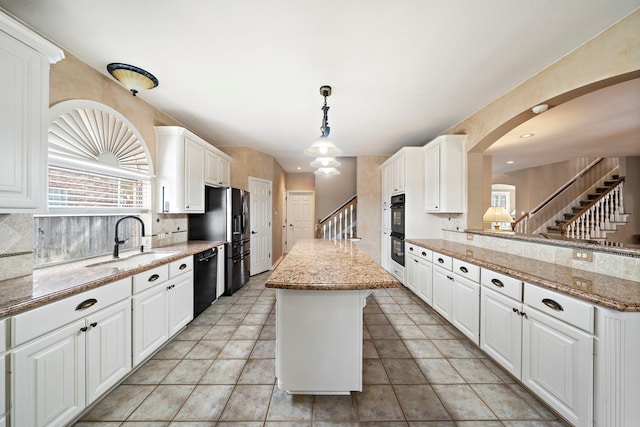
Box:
[304, 85, 342, 158]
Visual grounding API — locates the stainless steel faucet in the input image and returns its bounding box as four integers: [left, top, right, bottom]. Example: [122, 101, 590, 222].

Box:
[113, 215, 146, 258]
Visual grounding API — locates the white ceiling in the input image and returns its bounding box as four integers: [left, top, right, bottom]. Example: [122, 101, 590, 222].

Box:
[1, 1, 639, 173]
[487, 78, 640, 174]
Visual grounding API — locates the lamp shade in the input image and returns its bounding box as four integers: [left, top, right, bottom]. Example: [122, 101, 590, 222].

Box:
[310, 157, 341, 168]
[304, 136, 343, 158]
[314, 167, 340, 176]
[482, 206, 514, 230]
[107, 63, 158, 96]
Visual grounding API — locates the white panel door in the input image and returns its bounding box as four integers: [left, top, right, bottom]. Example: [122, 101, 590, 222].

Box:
[286, 191, 315, 252]
[85, 299, 131, 404]
[169, 273, 194, 336]
[416, 258, 433, 306]
[451, 274, 480, 345]
[432, 265, 453, 321]
[184, 137, 205, 212]
[522, 307, 593, 427]
[13, 319, 86, 427]
[249, 177, 272, 275]
[132, 285, 169, 366]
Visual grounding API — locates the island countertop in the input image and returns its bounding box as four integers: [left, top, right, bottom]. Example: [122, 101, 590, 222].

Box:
[266, 239, 399, 290]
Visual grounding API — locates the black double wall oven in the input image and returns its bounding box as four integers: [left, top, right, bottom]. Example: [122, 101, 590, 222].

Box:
[390, 194, 405, 266]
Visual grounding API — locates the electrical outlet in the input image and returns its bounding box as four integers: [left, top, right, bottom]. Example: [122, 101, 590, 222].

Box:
[572, 249, 593, 262]
[466, 234, 474, 241]
[573, 277, 593, 289]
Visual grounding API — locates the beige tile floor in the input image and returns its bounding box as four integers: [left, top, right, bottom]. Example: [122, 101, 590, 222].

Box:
[74, 272, 569, 426]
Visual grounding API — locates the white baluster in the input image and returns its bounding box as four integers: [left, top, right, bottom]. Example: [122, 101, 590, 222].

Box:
[619, 181, 625, 215]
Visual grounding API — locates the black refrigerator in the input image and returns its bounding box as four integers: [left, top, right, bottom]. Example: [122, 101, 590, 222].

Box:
[188, 186, 250, 295]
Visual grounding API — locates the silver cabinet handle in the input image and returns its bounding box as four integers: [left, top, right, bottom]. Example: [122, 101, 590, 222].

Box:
[542, 298, 564, 311]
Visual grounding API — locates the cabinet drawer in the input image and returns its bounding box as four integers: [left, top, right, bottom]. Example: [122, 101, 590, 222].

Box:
[169, 256, 193, 278]
[432, 252, 452, 271]
[133, 264, 169, 294]
[12, 278, 131, 347]
[481, 269, 522, 301]
[406, 243, 432, 262]
[390, 261, 405, 284]
[453, 259, 480, 282]
[524, 283, 594, 333]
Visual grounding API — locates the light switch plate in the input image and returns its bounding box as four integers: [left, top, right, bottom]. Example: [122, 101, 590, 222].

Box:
[466, 234, 474, 241]
[572, 249, 593, 262]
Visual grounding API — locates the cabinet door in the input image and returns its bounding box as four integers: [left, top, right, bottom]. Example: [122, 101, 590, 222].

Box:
[0, 31, 48, 211]
[480, 287, 522, 379]
[416, 258, 433, 306]
[381, 165, 391, 206]
[424, 143, 440, 211]
[432, 265, 453, 321]
[12, 320, 86, 427]
[380, 231, 391, 272]
[204, 149, 221, 186]
[184, 138, 205, 212]
[132, 285, 168, 366]
[219, 158, 230, 187]
[217, 244, 226, 298]
[522, 307, 593, 427]
[405, 254, 418, 292]
[451, 275, 480, 344]
[168, 273, 194, 337]
[391, 155, 405, 194]
[85, 299, 132, 404]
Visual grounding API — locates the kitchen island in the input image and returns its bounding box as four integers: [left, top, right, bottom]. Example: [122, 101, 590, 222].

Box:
[266, 239, 399, 394]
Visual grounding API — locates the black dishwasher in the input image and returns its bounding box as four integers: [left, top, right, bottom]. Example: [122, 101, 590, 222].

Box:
[193, 247, 218, 318]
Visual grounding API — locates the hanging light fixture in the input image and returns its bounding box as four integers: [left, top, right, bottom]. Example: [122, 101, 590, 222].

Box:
[310, 157, 341, 168]
[107, 63, 159, 96]
[304, 85, 342, 158]
[314, 167, 340, 176]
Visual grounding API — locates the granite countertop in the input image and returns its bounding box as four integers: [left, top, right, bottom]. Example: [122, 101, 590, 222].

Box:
[0, 240, 225, 318]
[266, 239, 399, 290]
[407, 239, 640, 312]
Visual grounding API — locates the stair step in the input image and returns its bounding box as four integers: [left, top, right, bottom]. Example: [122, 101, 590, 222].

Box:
[587, 194, 599, 200]
[612, 174, 620, 180]
[595, 187, 607, 193]
[572, 207, 584, 213]
[603, 180, 617, 186]
[579, 200, 592, 206]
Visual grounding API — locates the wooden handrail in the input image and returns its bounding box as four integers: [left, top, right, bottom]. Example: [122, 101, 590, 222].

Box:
[317, 195, 357, 225]
[559, 177, 625, 232]
[511, 212, 529, 231]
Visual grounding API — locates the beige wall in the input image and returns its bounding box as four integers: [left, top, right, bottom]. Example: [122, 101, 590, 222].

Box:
[272, 160, 286, 263]
[356, 155, 388, 262]
[443, 10, 640, 230]
[285, 173, 315, 191]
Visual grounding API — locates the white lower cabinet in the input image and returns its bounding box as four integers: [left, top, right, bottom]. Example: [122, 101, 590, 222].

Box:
[381, 231, 391, 272]
[480, 286, 522, 378]
[432, 264, 453, 321]
[216, 244, 226, 298]
[12, 298, 131, 427]
[1, 319, 7, 427]
[406, 254, 432, 306]
[132, 257, 193, 366]
[451, 273, 480, 345]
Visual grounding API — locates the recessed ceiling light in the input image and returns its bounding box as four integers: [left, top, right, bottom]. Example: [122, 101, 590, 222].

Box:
[520, 133, 534, 138]
[506, 160, 515, 164]
[296, 167, 302, 170]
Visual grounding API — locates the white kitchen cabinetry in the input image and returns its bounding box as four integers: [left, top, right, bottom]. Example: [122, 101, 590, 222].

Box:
[0, 12, 63, 212]
[132, 257, 193, 366]
[11, 278, 131, 427]
[216, 244, 226, 298]
[0, 319, 6, 427]
[381, 165, 391, 207]
[380, 231, 391, 272]
[424, 134, 465, 213]
[522, 283, 593, 427]
[451, 259, 480, 344]
[405, 243, 432, 305]
[155, 126, 231, 214]
[431, 252, 453, 321]
[205, 149, 231, 187]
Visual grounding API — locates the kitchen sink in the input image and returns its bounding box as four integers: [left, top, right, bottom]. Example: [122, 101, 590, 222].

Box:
[86, 251, 178, 270]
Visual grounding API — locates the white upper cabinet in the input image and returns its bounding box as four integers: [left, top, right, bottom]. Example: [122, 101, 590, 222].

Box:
[0, 11, 63, 212]
[155, 126, 231, 213]
[424, 134, 465, 213]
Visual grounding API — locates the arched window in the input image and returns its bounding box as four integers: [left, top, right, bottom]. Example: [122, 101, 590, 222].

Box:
[47, 100, 153, 213]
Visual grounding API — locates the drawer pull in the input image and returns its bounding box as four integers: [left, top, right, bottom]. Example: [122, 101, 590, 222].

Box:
[491, 278, 504, 288]
[421, 251, 427, 256]
[542, 298, 564, 311]
[437, 258, 445, 264]
[447, 275, 454, 281]
[148, 274, 160, 282]
[179, 263, 188, 270]
[459, 266, 468, 273]
[75, 298, 97, 311]
[80, 326, 88, 333]
[414, 259, 419, 263]
[409, 247, 414, 251]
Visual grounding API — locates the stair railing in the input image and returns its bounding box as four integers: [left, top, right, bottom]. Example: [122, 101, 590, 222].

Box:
[512, 212, 529, 233]
[561, 177, 625, 240]
[316, 195, 358, 240]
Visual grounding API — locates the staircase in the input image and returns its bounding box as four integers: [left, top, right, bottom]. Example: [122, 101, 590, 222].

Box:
[316, 195, 358, 240]
[545, 175, 628, 242]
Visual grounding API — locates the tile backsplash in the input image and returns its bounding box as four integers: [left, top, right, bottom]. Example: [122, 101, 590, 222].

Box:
[0, 214, 34, 281]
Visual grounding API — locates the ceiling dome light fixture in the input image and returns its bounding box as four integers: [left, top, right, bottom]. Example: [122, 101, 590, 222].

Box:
[532, 103, 549, 114]
[107, 63, 159, 96]
[310, 157, 341, 168]
[304, 85, 343, 158]
[314, 167, 340, 176]
[519, 133, 535, 138]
